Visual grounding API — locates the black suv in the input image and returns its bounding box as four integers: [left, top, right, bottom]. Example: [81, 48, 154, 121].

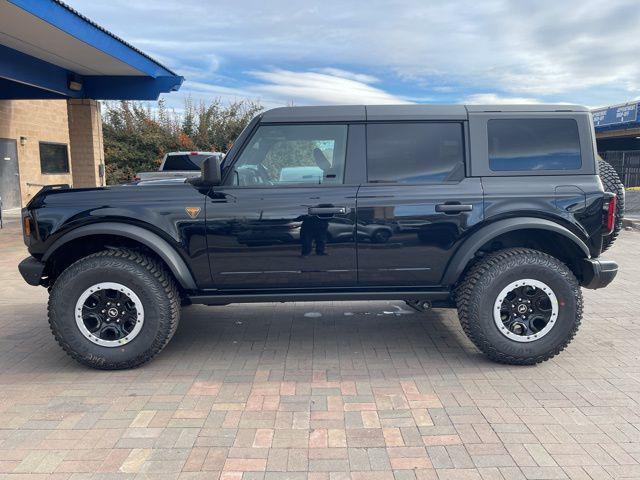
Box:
[19, 105, 623, 369]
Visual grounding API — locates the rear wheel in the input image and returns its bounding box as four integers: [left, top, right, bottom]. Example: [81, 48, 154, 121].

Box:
[456, 248, 581, 365]
[598, 159, 625, 252]
[48, 249, 180, 369]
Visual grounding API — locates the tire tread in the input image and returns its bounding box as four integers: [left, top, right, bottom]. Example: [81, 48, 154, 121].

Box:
[455, 248, 582, 365]
[48, 248, 180, 369]
[598, 159, 625, 252]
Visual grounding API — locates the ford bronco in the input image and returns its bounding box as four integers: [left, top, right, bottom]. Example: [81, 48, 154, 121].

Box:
[18, 104, 623, 369]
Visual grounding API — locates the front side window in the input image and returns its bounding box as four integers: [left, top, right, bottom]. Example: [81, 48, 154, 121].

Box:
[39, 142, 69, 174]
[366, 123, 465, 183]
[229, 124, 348, 186]
[488, 118, 582, 171]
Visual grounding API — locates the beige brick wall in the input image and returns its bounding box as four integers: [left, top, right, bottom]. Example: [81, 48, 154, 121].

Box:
[0, 99, 73, 205]
[68, 99, 105, 188]
[0, 98, 105, 207]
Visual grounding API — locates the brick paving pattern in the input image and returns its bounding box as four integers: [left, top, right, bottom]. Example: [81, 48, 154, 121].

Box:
[1, 217, 640, 479]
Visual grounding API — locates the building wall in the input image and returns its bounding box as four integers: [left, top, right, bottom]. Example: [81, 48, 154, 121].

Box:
[68, 99, 105, 188]
[0, 99, 73, 205]
[0, 99, 104, 207]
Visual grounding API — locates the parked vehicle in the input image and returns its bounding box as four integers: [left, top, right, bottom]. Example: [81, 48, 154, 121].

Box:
[19, 104, 623, 369]
[134, 151, 223, 181]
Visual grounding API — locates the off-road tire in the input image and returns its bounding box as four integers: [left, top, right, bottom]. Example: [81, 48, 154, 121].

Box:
[455, 248, 582, 365]
[598, 159, 625, 252]
[48, 249, 180, 369]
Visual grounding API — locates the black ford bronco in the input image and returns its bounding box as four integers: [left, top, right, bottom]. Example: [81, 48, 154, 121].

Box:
[19, 105, 624, 369]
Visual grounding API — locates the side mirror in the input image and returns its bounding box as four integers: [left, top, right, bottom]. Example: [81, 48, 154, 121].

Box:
[201, 156, 222, 185]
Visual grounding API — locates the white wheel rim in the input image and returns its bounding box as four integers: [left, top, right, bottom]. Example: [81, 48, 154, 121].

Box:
[493, 279, 559, 343]
[75, 282, 144, 347]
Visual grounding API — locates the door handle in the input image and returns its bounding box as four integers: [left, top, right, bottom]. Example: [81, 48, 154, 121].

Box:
[308, 206, 347, 215]
[435, 203, 473, 213]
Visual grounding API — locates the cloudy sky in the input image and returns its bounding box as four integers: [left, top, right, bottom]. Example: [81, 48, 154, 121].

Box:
[65, 0, 640, 110]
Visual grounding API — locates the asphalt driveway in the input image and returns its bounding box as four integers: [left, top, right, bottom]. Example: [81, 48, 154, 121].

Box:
[1, 216, 640, 479]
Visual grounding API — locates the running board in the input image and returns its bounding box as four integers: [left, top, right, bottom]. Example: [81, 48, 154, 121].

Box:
[186, 289, 452, 306]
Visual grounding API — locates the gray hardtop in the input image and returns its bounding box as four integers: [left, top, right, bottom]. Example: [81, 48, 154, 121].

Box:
[260, 104, 589, 123]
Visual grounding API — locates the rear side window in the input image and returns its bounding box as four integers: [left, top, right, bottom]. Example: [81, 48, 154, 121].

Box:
[488, 119, 581, 171]
[366, 123, 464, 183]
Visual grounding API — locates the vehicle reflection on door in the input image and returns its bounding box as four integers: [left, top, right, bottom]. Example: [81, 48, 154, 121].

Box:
[206, 187, 358, 288]
[356, 181, 484, 286]
[300, 214, 329, 256]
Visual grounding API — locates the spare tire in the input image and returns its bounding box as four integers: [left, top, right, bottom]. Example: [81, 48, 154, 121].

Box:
[598, 159, 625, 252]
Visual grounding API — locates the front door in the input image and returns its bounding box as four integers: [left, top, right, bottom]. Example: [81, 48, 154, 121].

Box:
[356, 122, 484, 286]
[0, 139, 20, 210]
[206, 123, 358, 289]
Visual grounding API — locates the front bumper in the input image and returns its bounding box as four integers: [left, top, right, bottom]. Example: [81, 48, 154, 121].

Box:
[581, 258, 618, 289]
[18, 256, 45, 286]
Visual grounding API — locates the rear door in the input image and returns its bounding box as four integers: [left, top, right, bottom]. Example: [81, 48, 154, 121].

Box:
[356, 122, 483, 286]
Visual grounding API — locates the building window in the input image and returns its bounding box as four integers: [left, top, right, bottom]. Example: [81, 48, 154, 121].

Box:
[488, 119, 582, 171]
[366, 123, 465, 183]
[39, 142, 70, 174]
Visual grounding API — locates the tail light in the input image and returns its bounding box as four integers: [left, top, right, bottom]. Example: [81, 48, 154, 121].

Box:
[603, 193, 617, 235]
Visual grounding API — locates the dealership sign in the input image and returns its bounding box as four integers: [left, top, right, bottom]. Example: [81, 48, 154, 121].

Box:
[592, 103, 638, 127]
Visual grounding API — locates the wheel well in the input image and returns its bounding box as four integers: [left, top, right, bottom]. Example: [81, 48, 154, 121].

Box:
[467, 229, 588, 281]
[43, 234, 181, 291]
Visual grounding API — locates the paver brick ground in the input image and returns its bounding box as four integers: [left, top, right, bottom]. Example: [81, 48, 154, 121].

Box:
[1, 216, 640, 479]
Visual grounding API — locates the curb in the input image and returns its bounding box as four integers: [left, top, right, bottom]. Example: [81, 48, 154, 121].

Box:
[623, 217, 640, 230]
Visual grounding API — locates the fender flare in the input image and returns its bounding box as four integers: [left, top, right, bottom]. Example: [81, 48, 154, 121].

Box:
[42, 222, 198, 290]
[440, 217, 591, 286]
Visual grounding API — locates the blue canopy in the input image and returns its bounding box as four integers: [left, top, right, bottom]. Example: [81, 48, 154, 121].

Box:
[0, 0, 184, 100]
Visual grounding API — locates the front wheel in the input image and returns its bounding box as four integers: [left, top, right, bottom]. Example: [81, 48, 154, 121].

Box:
[48, 249, 180, 369]
[456, 248, 582, 365]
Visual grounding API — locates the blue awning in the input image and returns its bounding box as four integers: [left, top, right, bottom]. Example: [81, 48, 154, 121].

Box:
[593, 102, 640, 133]
[0, 0, 184, 100]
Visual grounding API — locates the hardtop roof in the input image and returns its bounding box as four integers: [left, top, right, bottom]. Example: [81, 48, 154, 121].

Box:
[260, 104, 589, 123]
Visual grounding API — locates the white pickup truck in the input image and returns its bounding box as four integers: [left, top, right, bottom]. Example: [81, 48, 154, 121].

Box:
[134, 151, 224, 182]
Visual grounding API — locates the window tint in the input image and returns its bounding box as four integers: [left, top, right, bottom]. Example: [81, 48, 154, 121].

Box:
[162, 154, 205, 171]
[488, 119, 581, 171]
[39, 143, 69, 174]
[366, 123, 464, 183]
[230, 124, 348, 186]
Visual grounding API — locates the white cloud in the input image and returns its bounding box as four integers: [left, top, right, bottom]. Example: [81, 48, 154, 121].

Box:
[463, 93, 540, 105]
[163, 69, 410, 111]
[67, 0, 640, 107]
[314, 68, 380, 85]
[247, 69, 409, 105]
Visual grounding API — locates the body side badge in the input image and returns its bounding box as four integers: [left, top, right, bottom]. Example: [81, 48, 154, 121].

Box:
[185, 207, 201, 218]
